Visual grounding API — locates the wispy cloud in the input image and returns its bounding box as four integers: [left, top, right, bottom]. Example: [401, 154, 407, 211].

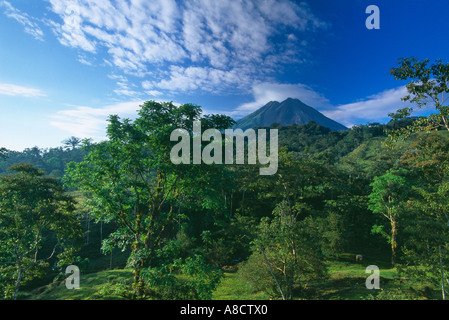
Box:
[46, 0, 328, 94]
[50, 100, 144, 139]
[0, 83, 46, 97]
[0, 1, 44, 41]
[322, 87, 411, 127]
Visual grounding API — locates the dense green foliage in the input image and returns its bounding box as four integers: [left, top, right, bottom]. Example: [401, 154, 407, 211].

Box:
[1, 113, 447, 300]
[63, 101, 236, 299]
[1, 57, 449, 300]
[1, 117, 447, 300]
[0, 164, 82, 299]
[0, 145, 87, 179]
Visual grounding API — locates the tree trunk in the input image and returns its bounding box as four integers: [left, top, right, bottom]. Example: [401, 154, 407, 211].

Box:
[391, 220, 397, 267]
[132, 259, 145, 298]
[13, 265, 23, 300]
[259, 245, 285, 300]
[289, 240, 297, 300]
[439, 245, 446, 300]
[131, 240, 146, 299]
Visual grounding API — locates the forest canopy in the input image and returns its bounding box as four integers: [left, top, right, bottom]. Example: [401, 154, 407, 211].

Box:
[1, 57, 449, 300]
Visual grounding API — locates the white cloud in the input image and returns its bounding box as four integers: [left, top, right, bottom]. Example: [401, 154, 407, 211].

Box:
[50, 100, 144, 139]
[107, 74, 145, 98]
[322, 87, 411, 126]
[46, 0, 328, 94]
[48, 0, 185, 70]
[141, 80, 153, 90]
[150, 65, 252, 93]
[77, 54, 94, 66]
[181, 0, 327, 69]
[0, 1, 44, 41]
[145, 90, 163, 97]
[141, 81, 162, 96]
[0, 83, 47, 97]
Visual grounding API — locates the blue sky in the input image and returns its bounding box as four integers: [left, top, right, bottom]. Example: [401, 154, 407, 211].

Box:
[1, 0, 448, 151]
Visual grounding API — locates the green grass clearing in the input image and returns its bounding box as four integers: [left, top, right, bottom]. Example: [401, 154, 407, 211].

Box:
[17, 253, 443, 300]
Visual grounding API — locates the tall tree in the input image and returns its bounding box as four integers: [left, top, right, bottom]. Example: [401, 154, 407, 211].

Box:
[244, 200, 326, 300]
[399, 133, 449, 299]
[65, 101, 235, 298]
[387, 57, 449, 298]
[368, 168, 412, 267]
[0, 163, 81, 299]
[62, 136, 82, 150]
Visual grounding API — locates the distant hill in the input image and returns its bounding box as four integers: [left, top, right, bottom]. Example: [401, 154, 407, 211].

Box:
[233, 97, 347, 131]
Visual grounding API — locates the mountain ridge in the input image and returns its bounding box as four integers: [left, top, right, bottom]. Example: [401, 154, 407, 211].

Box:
[233, 98, 347, 131]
